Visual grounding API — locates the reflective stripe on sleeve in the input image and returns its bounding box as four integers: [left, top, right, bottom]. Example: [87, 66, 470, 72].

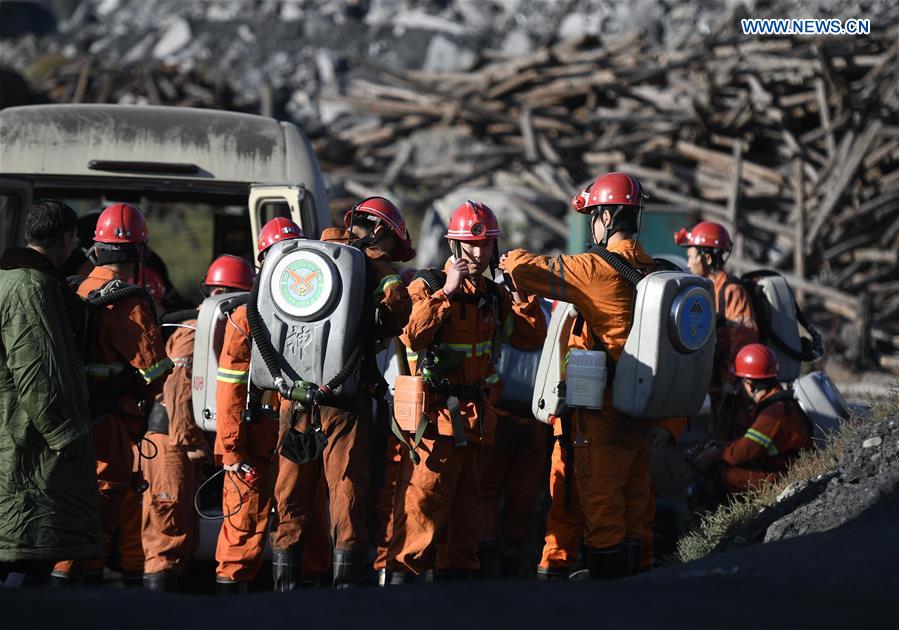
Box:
[138, 357, 174, 383]
[745, 428, 779, 456]
[216, 366, 249, 384]
[374, 274, 402, 298]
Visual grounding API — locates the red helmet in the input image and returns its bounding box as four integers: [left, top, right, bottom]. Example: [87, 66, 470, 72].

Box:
[94, 202, 150, 244]
[344, 197, 416, 262]
[732, 344, 779, 379]
[674, 221, 733, 251]
[204, 254, 255, 291]
[257, 217, 304, 260]
[143, 267, 166, 301]
[571, 172, 643, 215]
[445, 201, 501, 241]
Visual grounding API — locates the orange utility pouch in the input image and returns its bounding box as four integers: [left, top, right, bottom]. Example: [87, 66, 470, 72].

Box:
[391, 374, 431, 463]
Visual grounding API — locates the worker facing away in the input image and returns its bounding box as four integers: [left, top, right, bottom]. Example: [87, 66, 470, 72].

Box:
[675, 221, 758, 442]
[501, 172, 659, 579]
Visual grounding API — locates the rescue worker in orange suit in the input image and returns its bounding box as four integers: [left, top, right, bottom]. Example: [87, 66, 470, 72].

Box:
[52, 203, 173, 585]
[478, 365, 550, 577]
[314, 197, 415, 586]
[214, 218, 332, 593]
[675, 221, 758, 442]
[374, 269, 418, 586]
[140, 256, 254, 592]
[501, 172, 659, 579]
[692, 344, 813, 493]
[387, 201, 546, 583]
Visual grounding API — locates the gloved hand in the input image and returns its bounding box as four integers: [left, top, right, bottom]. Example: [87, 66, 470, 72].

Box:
[443, 258, 470, 298]
[652, 426, 674, 450]
[692, 445, 722, 474]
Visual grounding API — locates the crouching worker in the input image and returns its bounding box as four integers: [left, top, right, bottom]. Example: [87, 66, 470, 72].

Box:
[387, 201, 546, 583]
[501, 172, 658, 579]
[692, 344, 813, 493]
[142, 255, 255, 591]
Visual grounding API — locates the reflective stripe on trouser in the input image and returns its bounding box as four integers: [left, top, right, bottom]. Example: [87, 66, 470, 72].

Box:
[574, 409, 652, 549]
[54, 415, 135, 576]
[387, 436, 485, 575]
[214, 453, 274, 582]
[142, 432, 201, 574]
[319, 396, 373, 551]
[270, 452, 332, 577]
[539, 438, 584, 570]
[480, 415, 548, 550]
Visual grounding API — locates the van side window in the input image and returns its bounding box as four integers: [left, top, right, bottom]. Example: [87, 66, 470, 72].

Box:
[0, 194, 22, 250]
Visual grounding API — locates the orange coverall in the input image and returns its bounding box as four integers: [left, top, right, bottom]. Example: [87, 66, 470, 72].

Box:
[307, 228, 412, 583]
[54, 265, 172, 578]
[503, 241, 656, 560]
[114, 447, 145, 583]
[214, 305, 329, 584]
[142, 320, 206, 575]
[710, 271, 758, 441]
[479, 401, 549, 575]
[719, 389, 812, 493]
[388, 264, 546, 576]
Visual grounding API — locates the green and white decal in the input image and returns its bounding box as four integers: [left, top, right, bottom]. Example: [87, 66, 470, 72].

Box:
[271, 249, 335, 318]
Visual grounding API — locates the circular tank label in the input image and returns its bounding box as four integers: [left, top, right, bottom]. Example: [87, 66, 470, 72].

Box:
[677, 291, 713, 351]
[271, 249, 334, 319]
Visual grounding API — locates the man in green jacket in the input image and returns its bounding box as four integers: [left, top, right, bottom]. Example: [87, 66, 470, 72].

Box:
[0, 200, 101, 586]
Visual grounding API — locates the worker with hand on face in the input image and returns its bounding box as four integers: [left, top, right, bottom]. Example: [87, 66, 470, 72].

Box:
[387, 201, 546, 583]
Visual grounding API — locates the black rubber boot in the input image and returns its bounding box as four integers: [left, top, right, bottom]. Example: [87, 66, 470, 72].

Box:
[215, 578, 248, 594]
[624, 539, 642, 576]
[536, 566, 570, 581]
[476, 544, 502, 579]
[272, 546, 303, 592]
[122, 573, 144, 588]
[143, 571, 179, 592]
[388, 570, 415, 585]
[83, 570, 104, 587]
[585, 545, 629, 579]
[47, 571, 83, 587]
[332, 549, 364, 589]
[434, 568, 475, 581]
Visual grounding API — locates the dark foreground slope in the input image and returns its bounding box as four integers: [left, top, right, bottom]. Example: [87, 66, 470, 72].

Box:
[4, 487, 897, 630]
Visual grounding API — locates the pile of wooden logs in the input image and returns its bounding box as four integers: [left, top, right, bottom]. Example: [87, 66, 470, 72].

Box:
[315, 21, 899, 374]
[17, 7, 899, 373]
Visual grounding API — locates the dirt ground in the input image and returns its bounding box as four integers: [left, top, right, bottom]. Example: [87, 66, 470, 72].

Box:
[3, 483, 896, 629]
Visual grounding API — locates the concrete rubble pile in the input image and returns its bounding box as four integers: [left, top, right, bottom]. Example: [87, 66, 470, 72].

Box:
[1, 0, 899, 374]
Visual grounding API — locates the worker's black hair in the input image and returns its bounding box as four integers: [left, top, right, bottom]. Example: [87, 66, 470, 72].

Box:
[698, 246, 727, 270]
[25, 199, 78, 247]
[592, 204, 638, 238]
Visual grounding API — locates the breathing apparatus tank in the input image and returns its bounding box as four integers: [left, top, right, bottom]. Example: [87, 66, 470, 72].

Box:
[531, 302, 578, 423]
[613, 271, 715, 418]
[191, 292, 248, 431]
[741, 271, 823, 382]
[249, 238, 366, 399]
[792, 371, 850, 447]
[495, 299, 550, 413]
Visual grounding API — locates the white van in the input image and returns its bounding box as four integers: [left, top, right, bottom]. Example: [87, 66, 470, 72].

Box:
[0, 104, 330, 277]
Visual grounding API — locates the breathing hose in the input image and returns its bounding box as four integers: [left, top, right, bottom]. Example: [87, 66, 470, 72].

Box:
[588, 245, 645, 287]
[159, 308, 200, 324]
[245, 272, 363, 405]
